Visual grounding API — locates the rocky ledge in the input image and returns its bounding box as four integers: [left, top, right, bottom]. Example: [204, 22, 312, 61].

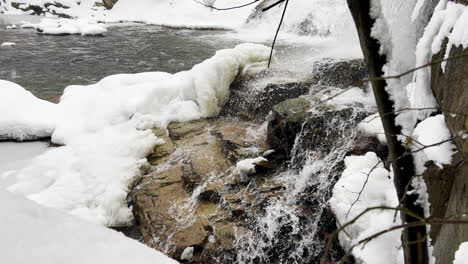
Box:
[121, 58, 389, 263]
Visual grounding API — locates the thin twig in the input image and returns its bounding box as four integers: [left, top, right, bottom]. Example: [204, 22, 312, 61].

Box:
[267, 0, 289, 68]
[192, 0, 261, 10]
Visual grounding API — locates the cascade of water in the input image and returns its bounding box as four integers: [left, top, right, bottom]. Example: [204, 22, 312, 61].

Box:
[235, 106, 368, 263]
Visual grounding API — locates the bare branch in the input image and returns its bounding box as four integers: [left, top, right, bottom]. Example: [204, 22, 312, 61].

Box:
[192, 0, 261, 11]
[267, 0, 289, 68]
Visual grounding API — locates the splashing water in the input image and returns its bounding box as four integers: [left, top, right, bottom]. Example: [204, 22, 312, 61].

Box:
[235, 106, 368, 264]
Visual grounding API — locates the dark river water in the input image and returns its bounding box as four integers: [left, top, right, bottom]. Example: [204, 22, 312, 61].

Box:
[0, 15, 323, 103]
[0, 15, 245, 102]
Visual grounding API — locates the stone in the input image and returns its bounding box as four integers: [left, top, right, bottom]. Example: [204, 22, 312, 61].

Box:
[310, 58, 367, 88]
[349, 135, 388, 160]
[102, 0, 118, 9]
[216, 124, 249, 147]
[168, 119, 208, 139]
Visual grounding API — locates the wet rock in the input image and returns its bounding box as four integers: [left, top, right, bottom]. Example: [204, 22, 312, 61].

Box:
[222, 59, 365, 121]
[222, 81, 311, 120]
[267, 96, 367, 161]
[198, 189, 222, 204]
[349, 135, 388, 160]
[10, 1, 72, 18]
[310, 58, 367, 88]
[168, 119, 207, 139]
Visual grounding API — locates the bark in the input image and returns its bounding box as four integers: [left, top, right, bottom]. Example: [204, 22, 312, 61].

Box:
[346, 0, 428, 263]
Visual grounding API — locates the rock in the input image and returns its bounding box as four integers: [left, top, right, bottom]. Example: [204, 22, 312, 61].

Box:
[432, 44, 468, 159]
[198, 189, 222, 204]
[349, 135, 388, 160]
[216, 123, 249, 147]
[102, 0, 118, 9]
[168, 119, 207, 139]
[267, 96, 368, 164]
[266, 97, 310, 156]
[310, 58, 367, 88]
[428, 43, 468, 264]
[222, 81, 311, 120]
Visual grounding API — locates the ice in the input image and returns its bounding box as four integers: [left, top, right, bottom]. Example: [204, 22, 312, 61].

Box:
[0, 80, 57, 141]
[0, 189, 179, 264]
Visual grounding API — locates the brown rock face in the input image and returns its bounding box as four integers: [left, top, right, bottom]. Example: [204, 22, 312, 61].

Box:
[130, 119, 270, 263]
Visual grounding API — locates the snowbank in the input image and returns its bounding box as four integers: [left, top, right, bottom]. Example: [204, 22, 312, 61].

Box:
[27, 18, 107, 36]
[0, 189, 178, 264]
[454, 242, 468, 264]
[0, 80, 57, 141]
[4, 43, 271, 226]
[329, 152, 403, 264]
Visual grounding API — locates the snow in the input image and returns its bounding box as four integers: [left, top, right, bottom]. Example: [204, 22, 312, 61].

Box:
[109, 0, 259, 29]
[3, 43, 271, 226]
[236, 156, 268, 178]
[1, 41, 15, 46]
[0, 189, 179, 264]
[358, 114, 387, 144]
[0, 142, 49, 188]
[412, 114, 455, 171]
[0, 80, 57, 141]
[180, 246, 194, 261]
[454, 242, 468, 264]
[322, 87, 376, 110]
[29, 18, 107, 36]
[329, 152, 403, 264]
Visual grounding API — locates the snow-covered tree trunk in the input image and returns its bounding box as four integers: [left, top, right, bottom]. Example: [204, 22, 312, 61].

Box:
[346, 0, 429, 263]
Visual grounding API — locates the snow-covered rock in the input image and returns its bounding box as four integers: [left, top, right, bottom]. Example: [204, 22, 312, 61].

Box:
[31, 18, 108, 36]
[3, 43, 271, 226]
[0, 80, 57, 141]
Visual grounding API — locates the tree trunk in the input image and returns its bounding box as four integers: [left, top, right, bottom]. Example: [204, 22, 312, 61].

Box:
[346, 0, 429, 263]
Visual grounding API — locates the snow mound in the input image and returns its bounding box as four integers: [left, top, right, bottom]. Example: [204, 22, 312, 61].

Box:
[0, 80, 57, 141]
[412, 114, 455, 171]
[454, 242, 468, 264]
[329, 152, 403, 264]
[0, 189, 178, 264]
[31, 18, 107, 36]
[5, 43, 271, 226]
